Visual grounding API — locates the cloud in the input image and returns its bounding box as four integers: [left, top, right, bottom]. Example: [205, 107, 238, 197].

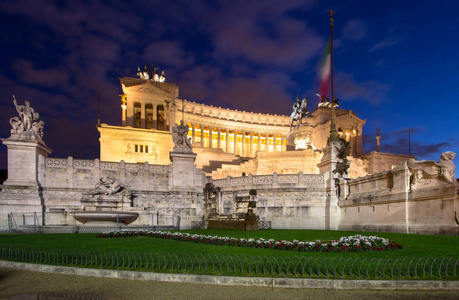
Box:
[12, 59, 70, 87]
[342, 19, 367, 41]
[209, 73, 294, 115]
[334, 72, 390, 105]
[177, 64, 294, 115]
[0, 0, 141, 41]
[206, 1, 322, 68]
[369, 37, 399, 52]
[143, 41, 195, 69]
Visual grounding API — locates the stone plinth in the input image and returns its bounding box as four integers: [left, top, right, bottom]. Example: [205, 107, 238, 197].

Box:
[245, 208, 259, 230]
[2, 135, 52, 187]
[316, 142, 341, 230]
[285, 124, 315, 151]
[170, 150, 199, 190]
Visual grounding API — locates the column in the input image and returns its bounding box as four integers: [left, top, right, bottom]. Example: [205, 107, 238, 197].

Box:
[128, 103, 135, 127]
[217, 127, 222, 149]
[191, 123, 196, 145]
[249, 132, 254, 157]
[281, 135, 285, 151]
[273, 134, 277, 152]
[120, 93, 127, 127]
[153, 104, 158, 129]
[209, 126, 213, 148]
[225, 128, 230, 153]
[257, 133, 261, 154]
[265, 133, 269, 152]
[141, 102, 146, 129]
[199, 124, 204, 146]
[241, 132, 246, 157]
[233, 130, 238, 155]
[121, 104, 127, 127]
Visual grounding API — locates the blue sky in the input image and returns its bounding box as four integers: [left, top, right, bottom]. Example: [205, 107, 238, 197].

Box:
[0, 0, 458, 177]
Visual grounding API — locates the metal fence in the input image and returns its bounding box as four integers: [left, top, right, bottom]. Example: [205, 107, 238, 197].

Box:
[1, 244, 457, 280]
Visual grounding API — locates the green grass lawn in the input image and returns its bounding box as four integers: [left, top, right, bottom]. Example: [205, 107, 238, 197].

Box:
[1, 229, 458, 259]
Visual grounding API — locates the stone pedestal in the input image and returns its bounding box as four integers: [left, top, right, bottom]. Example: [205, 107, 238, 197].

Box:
[0, 135, 53, 226]
[317, 142, 341, 230]
[2, 135, 52, 187]
[170, 151, 199, 190]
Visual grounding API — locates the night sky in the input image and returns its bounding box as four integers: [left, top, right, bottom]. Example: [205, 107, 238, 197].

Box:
[0, 0, 458, 178]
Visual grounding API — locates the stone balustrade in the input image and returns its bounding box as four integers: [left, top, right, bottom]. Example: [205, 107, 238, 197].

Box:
[45, 157, 169, 173]
[212, 172, 324, 191]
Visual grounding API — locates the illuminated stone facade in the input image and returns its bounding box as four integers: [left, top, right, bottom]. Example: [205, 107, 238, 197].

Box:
[99, 76, 368, 177]
[2, 75, 456, 234]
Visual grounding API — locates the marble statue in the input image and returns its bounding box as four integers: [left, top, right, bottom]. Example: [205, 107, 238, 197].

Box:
[9, 117, 23, 134]
[85, 176, 132, 198]
[31, 120, 44, 138]
[289, 96, 310, 130]
[137, 66, 150, 79]
[407, 151, 456, 188]
[172, 121, 192, 152]
[9, 96, 44, 138]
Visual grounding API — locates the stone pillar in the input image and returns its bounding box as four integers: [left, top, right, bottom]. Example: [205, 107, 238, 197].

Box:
[317, 142, 341, 230]
[281, 135, 285, 151]
[120, 94, 127, 127]
[199, 124, 204, 146]
[2, 137, 52, 187]
[257, 133, 261, 153]
[233, 130, 238, 155]
[376, 135, 381, 152]
[121, 104, 127, 127]
[225, 128, 230, 153]
[265, 133, 269, 152]
[141, 102, 146, 129]
[273, 135, 277, 152]
[128, 103, 135, 127]
[241, 132, 246, 157]
[217, 128, 222, 149]
[209, 126, 213, 148]
[249, 132, 254, 157]
[153, 104, 158, 130]
[191, 124, 196, 145]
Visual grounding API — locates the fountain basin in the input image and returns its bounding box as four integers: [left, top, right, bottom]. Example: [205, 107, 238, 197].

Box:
[73, 211, 139, 225]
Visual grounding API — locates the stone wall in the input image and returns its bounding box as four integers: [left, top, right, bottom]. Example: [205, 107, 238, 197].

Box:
[338, 163, 459, 234]
[211, 173, 334, 229]
[0, 151, 205, 229]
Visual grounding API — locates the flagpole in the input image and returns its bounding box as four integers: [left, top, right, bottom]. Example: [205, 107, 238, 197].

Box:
[327, 10, 339, 144]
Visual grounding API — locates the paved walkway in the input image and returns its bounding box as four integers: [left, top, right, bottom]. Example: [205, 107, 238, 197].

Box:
[0, 264, 458, 300]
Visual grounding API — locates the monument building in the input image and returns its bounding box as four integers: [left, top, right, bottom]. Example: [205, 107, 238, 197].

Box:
[99, 67, 407, 180]
[0, 67, 457, 234]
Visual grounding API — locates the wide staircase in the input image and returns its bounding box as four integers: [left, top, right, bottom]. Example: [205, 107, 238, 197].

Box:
[201, 156, 250, 175]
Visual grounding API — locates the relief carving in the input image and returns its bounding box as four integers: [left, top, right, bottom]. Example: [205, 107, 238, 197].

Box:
[407, 151, 456, 189]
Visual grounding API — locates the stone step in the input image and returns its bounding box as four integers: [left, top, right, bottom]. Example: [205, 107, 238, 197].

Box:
[201, 156, 250, 174]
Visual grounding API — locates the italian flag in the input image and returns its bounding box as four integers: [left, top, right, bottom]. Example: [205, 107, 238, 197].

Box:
[319, 38, 331, 100]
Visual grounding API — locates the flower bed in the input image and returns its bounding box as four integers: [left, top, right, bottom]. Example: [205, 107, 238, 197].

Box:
[97, 230, 401, 252]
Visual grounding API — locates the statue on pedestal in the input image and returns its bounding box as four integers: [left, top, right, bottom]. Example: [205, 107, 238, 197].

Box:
[289, 96, 310, 130]
[9, 96, 44, 139]
[172, 121, 192, 152]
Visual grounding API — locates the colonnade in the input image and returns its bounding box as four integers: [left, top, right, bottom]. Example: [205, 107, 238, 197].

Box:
[338, 127, 361, 157]
[187, 124, 286, 157]
[122, 101, 167, 130]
